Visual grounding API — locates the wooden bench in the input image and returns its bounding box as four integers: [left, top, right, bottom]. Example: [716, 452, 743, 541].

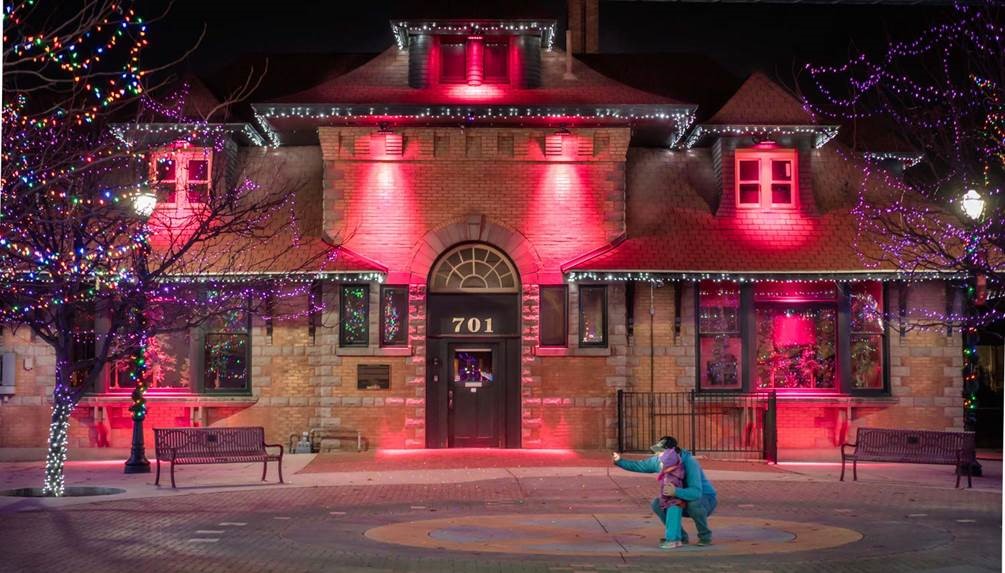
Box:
[154, 427, 284, 488]
[841, 427, 976, 488]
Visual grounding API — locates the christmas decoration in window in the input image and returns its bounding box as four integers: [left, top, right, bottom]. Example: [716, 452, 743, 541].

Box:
[204, 334, 249, 391]
[698, 281, 741, 389]
[454, 349, 493, 384]
[578, 285, 607, 347]
[735, 148, 797, 208]
[111, 328, 191, 392]
[755, 305, 836, 390]
[203, 296, 251, 392]
[850, 282, 885, 390]
[380, 285, 409, 346]
[340, 284, 370, 347]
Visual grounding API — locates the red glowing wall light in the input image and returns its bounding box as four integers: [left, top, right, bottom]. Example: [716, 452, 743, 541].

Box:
[465, 36, 484, 86]
[443, 83, 504, 102]
[376, 447, 578, 458]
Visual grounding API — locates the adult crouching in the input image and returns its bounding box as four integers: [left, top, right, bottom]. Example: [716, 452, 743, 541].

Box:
[612, 436, 718, 546]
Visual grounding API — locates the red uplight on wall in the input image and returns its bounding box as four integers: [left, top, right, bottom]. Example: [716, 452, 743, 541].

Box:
[465, 36, 484, 86]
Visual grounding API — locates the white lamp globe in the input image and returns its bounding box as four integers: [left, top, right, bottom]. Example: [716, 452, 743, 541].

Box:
[961, 189, 985, 221]
[132, 188, 158, 218]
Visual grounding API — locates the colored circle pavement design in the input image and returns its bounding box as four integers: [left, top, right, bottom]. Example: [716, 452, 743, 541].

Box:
[365, 513, 863, 557]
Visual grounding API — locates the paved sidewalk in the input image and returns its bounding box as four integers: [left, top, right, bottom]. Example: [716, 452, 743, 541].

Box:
[0, 450, 1000, 572]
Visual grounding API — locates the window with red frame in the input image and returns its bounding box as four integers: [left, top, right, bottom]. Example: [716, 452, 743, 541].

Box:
[150, 146, 212, 207]
[735, 148, 797, 208]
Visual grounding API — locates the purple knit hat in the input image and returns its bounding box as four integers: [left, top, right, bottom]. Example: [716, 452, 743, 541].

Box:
[659, 448, 680, 467]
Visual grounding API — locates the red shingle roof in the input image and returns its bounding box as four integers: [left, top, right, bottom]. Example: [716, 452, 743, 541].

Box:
[158, 237, 386, 277]
[706, 71, 814, 126]
[564, 209, 892, 274]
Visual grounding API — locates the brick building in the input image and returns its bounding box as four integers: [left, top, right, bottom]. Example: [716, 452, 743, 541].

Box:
[0, 19, 967, 454]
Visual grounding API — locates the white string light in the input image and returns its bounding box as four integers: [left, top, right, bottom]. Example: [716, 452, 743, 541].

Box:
[565, 270, 967, 284]
[390, 20, 557, 51]
[252, 104, 696, 148]
[684, 124, 840, 149]
[110, 123, 265, 147]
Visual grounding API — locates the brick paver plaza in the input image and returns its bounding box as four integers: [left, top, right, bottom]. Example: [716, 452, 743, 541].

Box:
[0, 451, 1000, 572]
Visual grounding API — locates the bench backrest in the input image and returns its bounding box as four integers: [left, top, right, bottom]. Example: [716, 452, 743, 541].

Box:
[855, 427, 976, 463]
[154, 427, 266, 459]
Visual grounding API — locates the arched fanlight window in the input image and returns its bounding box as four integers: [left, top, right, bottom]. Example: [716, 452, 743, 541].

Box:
[429, 244, 519, 293]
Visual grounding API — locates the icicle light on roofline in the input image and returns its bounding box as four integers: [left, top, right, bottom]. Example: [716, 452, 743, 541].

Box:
[683, 124, 840, 149]
[390, 20, 556, 51]
[564, 271, 968, 284]
[159, 271, 386, 284]
[110, 123, 265, 147]
[253, 105, 695, 148]
[862, 152, 924, 169]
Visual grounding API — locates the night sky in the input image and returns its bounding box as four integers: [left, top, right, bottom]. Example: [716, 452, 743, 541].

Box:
[147, 0, 952, 78]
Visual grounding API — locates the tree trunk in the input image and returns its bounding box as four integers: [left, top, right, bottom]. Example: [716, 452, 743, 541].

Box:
[42, 350, 74, 496]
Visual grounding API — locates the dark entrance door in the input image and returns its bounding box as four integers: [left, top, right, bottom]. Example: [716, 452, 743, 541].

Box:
[448, 342, 503, 447]
[425, 293, 521, 448]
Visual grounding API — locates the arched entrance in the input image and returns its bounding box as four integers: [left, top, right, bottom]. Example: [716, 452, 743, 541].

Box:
[425, 243, 522, 448]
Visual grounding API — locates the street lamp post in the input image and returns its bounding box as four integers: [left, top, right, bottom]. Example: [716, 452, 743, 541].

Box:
[958, 189, 985, 477]
[124, 186, 156, 474]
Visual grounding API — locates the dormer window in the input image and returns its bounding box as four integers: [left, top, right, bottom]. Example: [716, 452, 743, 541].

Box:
[150, 144, 212, 207]
[439, 36, 509, 85]
[735, 148, 797, 208]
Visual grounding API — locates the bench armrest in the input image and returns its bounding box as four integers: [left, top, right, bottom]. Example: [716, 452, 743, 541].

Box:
[840, 442, 856, 457]
[264, 443, 284, 456]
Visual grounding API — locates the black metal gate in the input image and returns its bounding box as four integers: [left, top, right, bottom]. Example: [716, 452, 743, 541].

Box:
[617, 390, 777, 462]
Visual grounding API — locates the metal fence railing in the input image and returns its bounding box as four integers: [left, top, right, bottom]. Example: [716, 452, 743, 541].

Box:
[617, 390, 777, 462]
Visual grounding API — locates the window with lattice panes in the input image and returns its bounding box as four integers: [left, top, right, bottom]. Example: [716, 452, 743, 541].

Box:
[150, 145, 212, 207]
[734, 148, 797, 208]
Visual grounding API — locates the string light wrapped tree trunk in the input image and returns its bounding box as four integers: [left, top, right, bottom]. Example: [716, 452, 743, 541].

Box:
[1, 0, 336, 495]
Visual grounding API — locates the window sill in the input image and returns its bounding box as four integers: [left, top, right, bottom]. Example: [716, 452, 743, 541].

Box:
[772, 394, 896, 406]
[77, 394, 258, 407]
[534, 346, 570, 357]
[337, 346, 413, 357]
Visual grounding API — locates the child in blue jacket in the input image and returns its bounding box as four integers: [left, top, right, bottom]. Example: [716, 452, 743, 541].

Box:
[613, 436, 717, 546]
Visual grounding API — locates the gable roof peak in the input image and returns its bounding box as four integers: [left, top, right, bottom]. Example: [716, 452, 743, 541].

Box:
[706, 71, 815, 126]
